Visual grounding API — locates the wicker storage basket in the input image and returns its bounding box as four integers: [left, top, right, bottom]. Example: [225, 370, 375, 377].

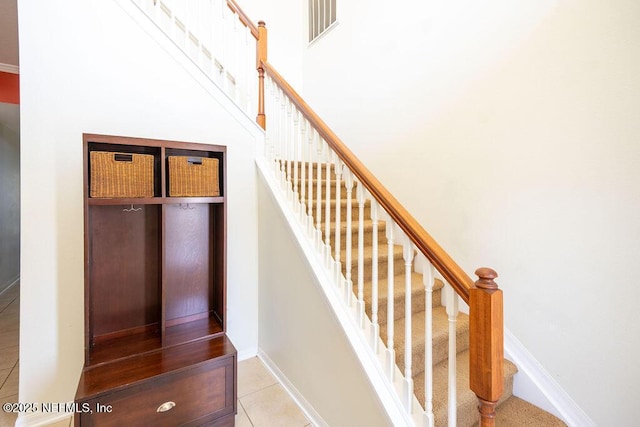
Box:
[168, 156, 220, 197]
[90, 152, 154, 198]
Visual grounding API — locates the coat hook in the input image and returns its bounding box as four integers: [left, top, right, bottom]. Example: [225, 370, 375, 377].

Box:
[123, 204, 142, 212]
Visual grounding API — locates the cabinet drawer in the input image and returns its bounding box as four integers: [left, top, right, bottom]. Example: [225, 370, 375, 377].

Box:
[79, 357, 234, 426]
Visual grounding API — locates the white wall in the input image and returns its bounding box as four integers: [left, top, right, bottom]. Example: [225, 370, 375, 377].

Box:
[235, 0, 305, 90]
[291, 0, 640, 425]
[257, 174, 391, 427]
[17, 0, 261, 420]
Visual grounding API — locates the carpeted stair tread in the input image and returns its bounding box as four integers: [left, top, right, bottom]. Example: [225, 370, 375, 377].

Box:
[385, 307, 470, 375]
[327, 218, 386, 249]
[292, 161, 340, 176]
[414, 350, 518, 427]
[364, 275, 444, 325]
[295, 178, 357, 200]
[309, 198, 372, 221]
[480, 396, 567, 427]
[336, 242, 405, 282]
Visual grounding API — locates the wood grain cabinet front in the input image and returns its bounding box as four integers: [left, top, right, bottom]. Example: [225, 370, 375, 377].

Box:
[76, 351, 235, 426]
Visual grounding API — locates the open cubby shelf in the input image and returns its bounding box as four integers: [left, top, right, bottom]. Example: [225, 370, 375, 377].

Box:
[76, 134, 236, 426]
[88, 317, 225, 367]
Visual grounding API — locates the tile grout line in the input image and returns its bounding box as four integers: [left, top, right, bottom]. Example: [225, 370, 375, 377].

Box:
[0, 297, 16, 316]
[0, 361, 18, 394]
[238, 380, 280, 401]
[238, 399, 255, 427]
[0, 296, 19, 397]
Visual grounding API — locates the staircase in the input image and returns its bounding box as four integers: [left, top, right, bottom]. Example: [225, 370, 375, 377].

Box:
[289, 164, 565, 426]
[128, 0, 569, 424]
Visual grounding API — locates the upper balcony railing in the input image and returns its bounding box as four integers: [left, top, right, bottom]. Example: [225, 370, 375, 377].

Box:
[132, 0, 259, 117]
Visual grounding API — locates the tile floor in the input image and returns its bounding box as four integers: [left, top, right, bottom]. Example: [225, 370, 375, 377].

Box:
[0, 282, 20, 427]
[236, 357, 311, 427]
[0, 283, 311, 427]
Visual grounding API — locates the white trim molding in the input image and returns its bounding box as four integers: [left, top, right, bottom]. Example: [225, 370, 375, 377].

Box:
[15, 410, 72, 427]
[0, 63, 19, 74]
[257, 350, 328, 427]
[505, 329, 595, 427]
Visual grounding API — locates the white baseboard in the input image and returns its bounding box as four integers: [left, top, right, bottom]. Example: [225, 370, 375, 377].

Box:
[257, 349, 327, 427]
[16, 410, 71, 427]
[504, 329, 595, 426]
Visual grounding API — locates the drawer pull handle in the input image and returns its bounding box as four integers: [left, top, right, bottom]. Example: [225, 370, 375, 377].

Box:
[157, 401, 176, 413]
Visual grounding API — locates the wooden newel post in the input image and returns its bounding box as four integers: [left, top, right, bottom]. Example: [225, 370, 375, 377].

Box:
[469, 267, 504, 427]
[256, 21, 268, 129]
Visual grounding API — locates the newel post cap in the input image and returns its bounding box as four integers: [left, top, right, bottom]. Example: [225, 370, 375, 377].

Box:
[474, 267, 499, 290]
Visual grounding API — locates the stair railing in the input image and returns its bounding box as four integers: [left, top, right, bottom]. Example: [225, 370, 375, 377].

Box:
[253, 21, 504, 427]
[131, 0, 259, 117]
[133, 0, 505, 424]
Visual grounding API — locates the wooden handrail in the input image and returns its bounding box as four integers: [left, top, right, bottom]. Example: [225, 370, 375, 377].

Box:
[226, 0, 259, 39]
[262, 60, 474, 303]
[241, 6, 503, 421]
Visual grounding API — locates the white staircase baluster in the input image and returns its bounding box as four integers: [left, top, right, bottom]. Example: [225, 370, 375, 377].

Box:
[219, 0, 227, 93]
[285, 99, 293, 198]
[202, 0, 213, 76]
[270, 82, 277, 169]
[276, 86, 283, 176]
[264, 76, 271, 159]
[244, 24, 251, 111]
[445, 283, 459, 427]
[385, 219, 395, 380]
[213, 0, 222, 87]
[307, 123, 315, 236]
[356, 181, 366, 326]
[176, 2, 186, 48]
[279, 89, 286, 184]
[299, 118, 307, 225]
[324, 151, 332, 268]
[402, 239, 415, 412]
[344, 171, 354, 306]
[333, 160, 343, 287]
[273, 87, 282, 176]
[186, 1, 193, 49]
[158, 1, 171, 36]
[269, 78, 276, 163]
[423, 258, 435, 427]
[186, 2, 196, 61]
[370, 198, 380, 353]
[282, 97, 288, 191]
[315, 136, 324, 252]
[223, 5, 232, 97]
[232, 11, 239, 103]
[292, 109, 300, 212]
